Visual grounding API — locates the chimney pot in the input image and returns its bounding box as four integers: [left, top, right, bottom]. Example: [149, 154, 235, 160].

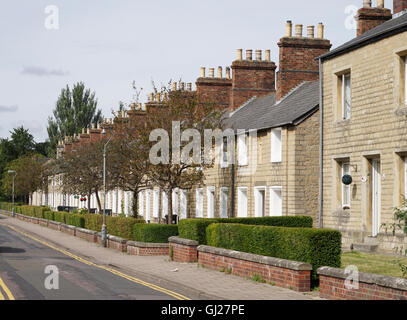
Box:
[317, 23, 324, 39]
[377, 0, 384, 8]
[286, 20, 293, 37]
[246, 49, 253, 61]
[307, 25, 315, 38]
[265, 50, 271, 61]
[149, 92, 154, 102]
[217, 66, 223, 78]
[180, 82, 185, 90]
[225, 67, 231, 79]
[200, 67, 206, 78]
[156, 92, 161, 102]
[237, 49, 243, 61]
[255, 50, 262, 61]
[363, 0, 372, 8]
[295, 24, 303, 37]
[186, 83, 192, 91]
[209, 68, 215, 78]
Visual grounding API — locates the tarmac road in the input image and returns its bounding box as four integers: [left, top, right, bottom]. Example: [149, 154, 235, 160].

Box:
[0, 222, 179, 300]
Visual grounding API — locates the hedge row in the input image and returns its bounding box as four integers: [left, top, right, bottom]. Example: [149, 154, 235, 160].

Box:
[178, 216, 313, 244]
[0, 202, 145, 241]
[206, 223, 342, 281]
[133, 224, 178, 243]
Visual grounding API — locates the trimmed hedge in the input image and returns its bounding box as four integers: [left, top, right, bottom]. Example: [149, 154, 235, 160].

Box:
[206, 223, 342, 280]
[84, 214, 104, 232]
[133, 224, 178, 243]
[106, 216, 145, 240]
[178, 216, 313, 245]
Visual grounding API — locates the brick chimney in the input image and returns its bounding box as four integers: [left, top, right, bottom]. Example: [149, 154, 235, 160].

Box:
[63, 136, 72, 154]
[79, 128, 91, 145]
[230, 49, 276, 111]
[276, 21, 331, 101]
[196, 66, 232, 109]
[89, 123, 102, 143]
[394, 0, 407, 14]
[355, 0, 392, 37]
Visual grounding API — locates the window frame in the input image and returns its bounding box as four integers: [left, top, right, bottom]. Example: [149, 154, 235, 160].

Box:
[341, 73, 351, 120]
[219, 187, 229, 218]
[207, 186, 216, 218]
[270, 128, 282, 163]
[404, 56, 407, 106]
[238, 133, 248, 166]
[269, 186, 283, 217]
[237, 187, 248, 218]
[341, 162, 351, 209]
[195, 188, 204, 218]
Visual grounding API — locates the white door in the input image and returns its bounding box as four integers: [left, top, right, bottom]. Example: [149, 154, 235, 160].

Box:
[237, 188, 248, 217]
[270, 187, 283, 217]
[180, 190, 188, 220]
[254, 187, 266, 217]
[220, 188, 228, 218]
[372, 160, 381, 237]
[207, 187, 215, 218]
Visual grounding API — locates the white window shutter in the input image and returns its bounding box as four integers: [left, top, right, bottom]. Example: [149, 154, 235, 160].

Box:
[153, 189, 159, 218]
[238, 134, 247, 166]
[220, 188, 228, 218]
[270, 187, 283, 217]
[180, 190, 187, 220]
[271, 128, 282, 163]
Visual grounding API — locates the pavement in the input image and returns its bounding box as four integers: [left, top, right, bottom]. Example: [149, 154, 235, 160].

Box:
[0, 212, 321, 300]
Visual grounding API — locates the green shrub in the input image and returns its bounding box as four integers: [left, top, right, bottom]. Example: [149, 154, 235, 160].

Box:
[133, 224, 178, 243]
[84, 214, 104, 232]
[53, 211, 68, 223]
[178, 216, 313, 244]
[206, 223, 342, 281]
[43, 211, 54, 221]
[66, 213, 85, 228]
[106, 216, 145, 240]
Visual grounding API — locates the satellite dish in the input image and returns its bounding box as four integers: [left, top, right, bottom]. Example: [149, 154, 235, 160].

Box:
[342, 174, 353, 185]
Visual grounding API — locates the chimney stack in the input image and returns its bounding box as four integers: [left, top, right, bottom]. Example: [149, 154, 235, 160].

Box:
[276, 21, 331, 101]
[394, 0, 407, 15]
[230, 49, 276, 111]
[355, 0, 392, 37]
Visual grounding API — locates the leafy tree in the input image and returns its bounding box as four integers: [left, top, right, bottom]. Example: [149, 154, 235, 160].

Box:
[1, 155, 45, 203]
[47, 82, 103, 157]
[143, 81, 225, 224]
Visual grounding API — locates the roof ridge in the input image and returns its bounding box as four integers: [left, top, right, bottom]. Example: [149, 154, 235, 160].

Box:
[275, 81, 308, 106]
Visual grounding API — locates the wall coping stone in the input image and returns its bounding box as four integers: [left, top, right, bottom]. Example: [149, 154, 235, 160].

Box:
[76, 227, 97, 235]
[60, 224, 76, 230]
[198, 245, 312, 271]
[318, 266, 407, 291]
[168, 236, 199, 246]
[48, 221, 61, 226]
[107, 235, 127, 244]
[127, 241, 169, 248]
[38, 218, 48, 223]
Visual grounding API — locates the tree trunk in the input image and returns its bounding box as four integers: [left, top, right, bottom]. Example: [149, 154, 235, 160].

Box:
[167, 188, 173, 225]
[95, 190, 102, 214]
[87, 191, 91, 213]
[132, 190, 139, 218]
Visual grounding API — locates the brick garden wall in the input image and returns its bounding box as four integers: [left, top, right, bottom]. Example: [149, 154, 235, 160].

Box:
[169, 237, 199, 263]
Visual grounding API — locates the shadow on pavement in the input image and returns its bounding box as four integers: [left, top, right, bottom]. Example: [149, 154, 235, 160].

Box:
[0, 247, 26, 254]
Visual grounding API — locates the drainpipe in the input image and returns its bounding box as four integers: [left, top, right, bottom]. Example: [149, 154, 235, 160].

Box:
[318, 57, 324, 229]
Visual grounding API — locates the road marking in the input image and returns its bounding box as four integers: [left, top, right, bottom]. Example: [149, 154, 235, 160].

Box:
[0, 224, 190, 300]
[0, 277, 15, 300]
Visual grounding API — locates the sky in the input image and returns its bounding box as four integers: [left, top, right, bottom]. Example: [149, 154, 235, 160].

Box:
[0, 0, 373, 142]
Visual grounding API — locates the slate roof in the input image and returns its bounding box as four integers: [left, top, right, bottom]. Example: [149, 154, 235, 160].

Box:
[226, 81, 319, 131]
[320, 12, 407, 61]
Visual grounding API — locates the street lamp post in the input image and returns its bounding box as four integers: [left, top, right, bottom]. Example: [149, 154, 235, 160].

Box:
[8, 170, 16, 217]
[102, 129, 113, 248]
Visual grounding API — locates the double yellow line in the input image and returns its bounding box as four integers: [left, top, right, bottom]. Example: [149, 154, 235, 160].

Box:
[0, 224, 190, 300]
[0, 277, 15, 300]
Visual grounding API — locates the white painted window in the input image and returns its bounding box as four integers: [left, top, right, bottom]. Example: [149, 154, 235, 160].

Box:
[237, 187, 248, 217]
[172, 189, 179, 218]
[220, 188, 228, 218]
[254, 187, 266, 217]
[180, 190, 188, 220]
[269, 187, 283, 217]
[221, 137, 230, 168]
[342, 73, 351, 120]
[196, 188, 204, 218]
[342, 162, 351, 208]
[153, 189, 159, 218]
[404, 157, 407, 201]
[162, 191, 168, 218]
[405, 56, 407, 105]
[145, 190, 151, 221]
[139, 191, 144, 218]
[238, 133, 248, 166]
[207, 187, 215, 218]
[270, 128, 282, 163]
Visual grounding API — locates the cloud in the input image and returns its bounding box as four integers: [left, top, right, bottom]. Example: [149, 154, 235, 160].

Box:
[21, 66, 69, 77]
[0, 105, 18, 113]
